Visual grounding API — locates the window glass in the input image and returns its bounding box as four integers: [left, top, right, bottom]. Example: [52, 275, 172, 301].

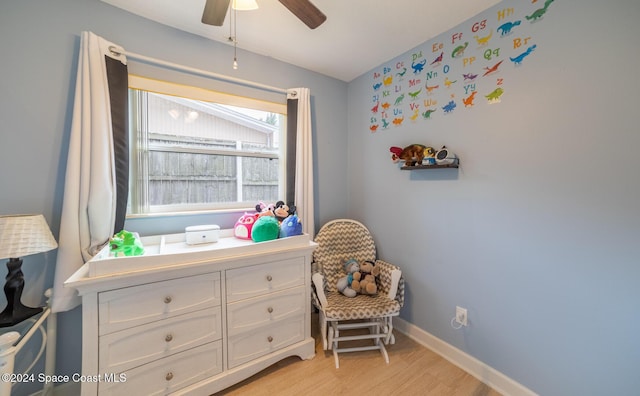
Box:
[128, 77, 286, 215]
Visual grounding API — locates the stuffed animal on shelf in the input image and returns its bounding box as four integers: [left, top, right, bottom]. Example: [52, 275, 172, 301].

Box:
[274, 201, 296, 223]
[234, 212, 259, 239]
[351, 260, 380, 295]
[389, 144, 436, 166]
[279, 214, 303, 238]
[255, 201, 276, 217]
[251, 215, 280, 242]
[336, 259, 360, 298]
[110, 230, 145, 257]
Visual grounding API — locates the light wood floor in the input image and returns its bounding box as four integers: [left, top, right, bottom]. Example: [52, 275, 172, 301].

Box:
[216, 314, 501, 396]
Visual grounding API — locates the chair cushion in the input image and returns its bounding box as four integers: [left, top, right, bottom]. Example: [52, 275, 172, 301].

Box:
[323, 292, 401, 320]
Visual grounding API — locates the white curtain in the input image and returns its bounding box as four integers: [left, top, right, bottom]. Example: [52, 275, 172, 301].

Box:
[288, 88, 315, 239]
[51, 32, 127, 313]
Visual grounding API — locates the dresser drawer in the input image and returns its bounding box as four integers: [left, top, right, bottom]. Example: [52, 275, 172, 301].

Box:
[99, 340, 223, 396]
[226, 257, 305, 303]
[99, 307, 222, 373]
[227, 286, 306, 337]
[227, 314, 305, 368]
[99, 272, 221, 335]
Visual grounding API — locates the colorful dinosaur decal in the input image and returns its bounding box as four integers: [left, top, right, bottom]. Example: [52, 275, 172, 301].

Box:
[373, 82, 382, 90]
[485, 87, 504, 103]
[369, 124, 379, 132]
[431, 52, 444, 66]
[392, 116, 405, 126]
[510, 45, 537, 65]
[442, 100, 457, 113]
[444, 77, 457, 88]
[396, 67, 408, 77]
[381, 118, 390, 129]
[497, 20, 521, 36]
[483, 60, 504, 76]
[463, 91, 477, 107]
[394, 93, 405, 106]
[411, 59, 427, 74]
[408, 89, 422, 99]
[383, 75, 393, 86]
[526, 0, 554, 21]
[381, 102, 391, 110]
[451, 42, 469, 58]
[463, 72, 478, 82]
[425, 84, 439, 94]
[410, 109, 420, 122]
[371, 102, 379, 113]
[474, 30, 493, 46]
[422, 108, 437, 119]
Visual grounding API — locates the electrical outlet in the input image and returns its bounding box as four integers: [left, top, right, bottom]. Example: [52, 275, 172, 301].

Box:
[455, 306, 468, 326]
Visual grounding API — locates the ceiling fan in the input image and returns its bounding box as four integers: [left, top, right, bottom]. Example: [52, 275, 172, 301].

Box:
[202, 0, 327, 29]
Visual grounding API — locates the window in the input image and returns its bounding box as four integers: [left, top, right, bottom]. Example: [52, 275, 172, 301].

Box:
[127, 77, 287, 215]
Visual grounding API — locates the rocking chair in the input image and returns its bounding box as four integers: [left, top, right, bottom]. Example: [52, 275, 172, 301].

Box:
[311, 219, 405, 368]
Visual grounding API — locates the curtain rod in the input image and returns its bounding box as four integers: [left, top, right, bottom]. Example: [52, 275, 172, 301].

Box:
[108, 46, 288, 95]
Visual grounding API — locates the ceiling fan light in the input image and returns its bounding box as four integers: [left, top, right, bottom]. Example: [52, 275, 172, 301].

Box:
[232, 0, 258, 11]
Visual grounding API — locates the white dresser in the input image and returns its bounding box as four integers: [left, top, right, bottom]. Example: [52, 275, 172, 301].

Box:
[65, 233, 316, 395]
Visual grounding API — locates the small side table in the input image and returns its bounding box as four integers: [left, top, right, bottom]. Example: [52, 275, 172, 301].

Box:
[0, 290, 57, 396]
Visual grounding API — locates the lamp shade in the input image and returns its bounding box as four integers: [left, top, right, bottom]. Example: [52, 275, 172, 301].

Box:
[0, 214, 58, 260]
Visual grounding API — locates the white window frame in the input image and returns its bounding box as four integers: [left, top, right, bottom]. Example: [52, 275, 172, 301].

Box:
[127, 76, 287, 216]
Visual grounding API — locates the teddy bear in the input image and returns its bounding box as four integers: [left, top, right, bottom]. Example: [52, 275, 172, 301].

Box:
[351, 260, 380, 295]
[389, 144, 435, 166]
[336, 259, 360, 298]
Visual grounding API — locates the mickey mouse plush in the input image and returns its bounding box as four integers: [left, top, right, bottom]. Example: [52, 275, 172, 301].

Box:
[273, 201, 296, 222]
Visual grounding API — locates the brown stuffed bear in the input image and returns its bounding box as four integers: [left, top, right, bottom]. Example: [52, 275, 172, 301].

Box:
[351, 260, 380, 295]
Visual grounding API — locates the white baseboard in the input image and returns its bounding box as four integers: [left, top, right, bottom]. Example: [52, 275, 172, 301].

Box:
[394, 317, 537, 396]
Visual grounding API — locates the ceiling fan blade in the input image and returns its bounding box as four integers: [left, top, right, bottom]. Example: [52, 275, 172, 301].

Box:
[202, 0, 231, 26]
[278, 0, 327, 29]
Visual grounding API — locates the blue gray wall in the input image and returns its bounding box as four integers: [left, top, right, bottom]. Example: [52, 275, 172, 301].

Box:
[0, 1, 347, 394]
[347, 1, 640, 395]
[2, 0, 639, 395]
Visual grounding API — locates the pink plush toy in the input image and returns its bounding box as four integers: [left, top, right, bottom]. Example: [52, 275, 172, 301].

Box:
[234, 212, 259, 239]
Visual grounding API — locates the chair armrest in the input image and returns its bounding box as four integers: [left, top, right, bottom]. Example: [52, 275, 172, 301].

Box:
[312, 272, 328, 307]
[375, 260, 404, 306]
[388, 268, 401, 301]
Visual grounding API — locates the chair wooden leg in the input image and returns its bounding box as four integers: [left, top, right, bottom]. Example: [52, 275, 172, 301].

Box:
[319, 311, 328, 350]
[330, 319, 394, 368]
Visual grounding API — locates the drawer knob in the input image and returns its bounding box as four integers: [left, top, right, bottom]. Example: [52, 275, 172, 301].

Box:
[267, 307, 274, 313]
[165, 372, 174, 381]
[164, 296, 172, 304]
[165, 334, 173, 342]
[267, 336, 273, 343]
[266, 275, 273, 282]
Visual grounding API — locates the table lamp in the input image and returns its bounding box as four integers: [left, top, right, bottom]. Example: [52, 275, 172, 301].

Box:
[0, 214, 57, 327]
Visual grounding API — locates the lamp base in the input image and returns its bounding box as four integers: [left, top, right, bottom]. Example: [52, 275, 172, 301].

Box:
[0, 304, 43, 328]
[0, 258, 43, 328]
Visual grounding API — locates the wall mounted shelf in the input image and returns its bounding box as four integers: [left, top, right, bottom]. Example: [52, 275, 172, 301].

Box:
[401, 159, 459, 170]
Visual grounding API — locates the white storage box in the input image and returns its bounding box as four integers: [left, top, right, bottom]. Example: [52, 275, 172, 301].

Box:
[185, 224, 220, 245]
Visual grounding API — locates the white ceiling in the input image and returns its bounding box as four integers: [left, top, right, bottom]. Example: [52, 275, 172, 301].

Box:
[101, 0, 502, 82]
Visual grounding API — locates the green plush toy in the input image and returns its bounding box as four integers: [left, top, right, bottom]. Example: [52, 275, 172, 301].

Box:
[251, 216, 280, 242]
[110, 230, 145, 256]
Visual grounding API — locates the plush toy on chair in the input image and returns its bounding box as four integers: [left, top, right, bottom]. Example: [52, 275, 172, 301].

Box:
[336, 259, 360, 298]
[351, 260, 380, 295]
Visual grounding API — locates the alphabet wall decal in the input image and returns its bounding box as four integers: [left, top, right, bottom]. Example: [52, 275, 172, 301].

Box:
[369, 0, 555, 133]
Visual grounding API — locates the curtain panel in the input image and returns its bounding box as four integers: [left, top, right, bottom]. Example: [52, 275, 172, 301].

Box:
[51, 32, 129, 313]
[287, 88, 315, 239]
